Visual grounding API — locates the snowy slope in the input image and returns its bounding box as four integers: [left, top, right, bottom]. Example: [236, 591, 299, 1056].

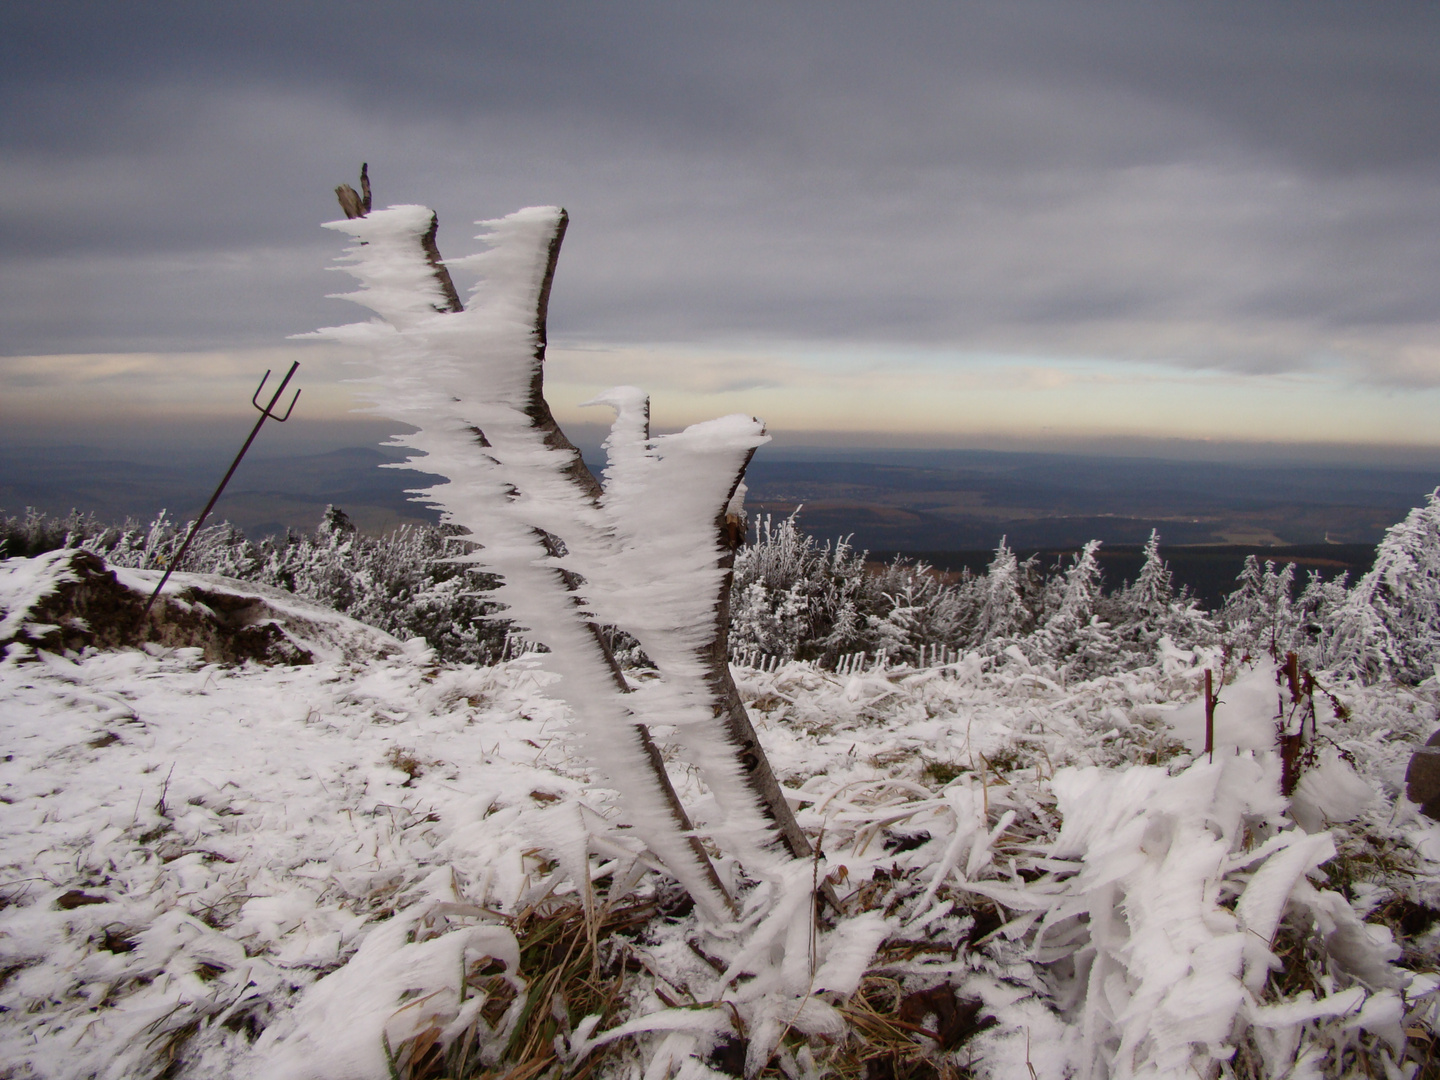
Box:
[2, 553, 1439, 1079]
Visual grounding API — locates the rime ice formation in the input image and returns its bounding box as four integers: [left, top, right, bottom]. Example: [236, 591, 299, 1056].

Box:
[316, 204, 784, 918]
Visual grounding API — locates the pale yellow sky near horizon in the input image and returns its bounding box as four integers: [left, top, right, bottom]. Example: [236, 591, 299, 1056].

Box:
[4, 342, 1440, 461]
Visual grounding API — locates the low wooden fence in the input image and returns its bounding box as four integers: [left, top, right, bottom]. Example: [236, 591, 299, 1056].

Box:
[728, 643, 963, 675]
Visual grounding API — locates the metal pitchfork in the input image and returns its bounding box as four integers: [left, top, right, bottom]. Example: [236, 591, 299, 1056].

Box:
[142, 362, 301, 614]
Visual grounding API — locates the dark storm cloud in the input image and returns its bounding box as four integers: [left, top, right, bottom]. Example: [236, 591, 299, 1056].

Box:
[2, 1, 1439, 380]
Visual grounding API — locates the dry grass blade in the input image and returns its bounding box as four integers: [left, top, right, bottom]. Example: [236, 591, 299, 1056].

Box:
[826, 977, 986, 1080]
[388, 896, 655, 1080]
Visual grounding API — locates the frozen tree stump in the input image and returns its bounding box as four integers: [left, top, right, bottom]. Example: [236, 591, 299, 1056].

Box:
[325, 170, 833, 917]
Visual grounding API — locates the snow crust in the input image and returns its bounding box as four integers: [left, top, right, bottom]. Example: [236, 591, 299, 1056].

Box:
[2, 551, 1438, 1077]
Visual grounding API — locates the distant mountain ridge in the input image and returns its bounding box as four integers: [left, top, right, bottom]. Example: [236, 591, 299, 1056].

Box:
[4, 441, 1436, 551]
[738, 450, 1439, 550]
[0, 444, 444, 536]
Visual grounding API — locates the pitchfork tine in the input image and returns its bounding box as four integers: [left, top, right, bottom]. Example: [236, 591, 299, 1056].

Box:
[270, 387, 301, 422]
[252, 364, 301, 421]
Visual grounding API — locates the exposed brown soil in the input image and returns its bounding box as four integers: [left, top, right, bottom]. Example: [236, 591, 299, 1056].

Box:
[5, 550, 314, 665]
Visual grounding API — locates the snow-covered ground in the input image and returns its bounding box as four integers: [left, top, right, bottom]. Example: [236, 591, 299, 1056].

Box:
[2, 555, 1439, 1079]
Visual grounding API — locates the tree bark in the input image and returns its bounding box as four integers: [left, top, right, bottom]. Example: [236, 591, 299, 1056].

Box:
[708, 466, 841, 911]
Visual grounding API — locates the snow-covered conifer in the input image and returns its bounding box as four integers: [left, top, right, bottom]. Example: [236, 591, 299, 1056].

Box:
[1027, 541, 1120, 677]
[1326, 489, 1440, 683]
[1222, 554, 1297, 657]
[1109, 532, 1216, 664]
[1125, 529, 1173, 618]
[1294, 569, 1348, 663]
[974, 537, 1031, 641]
[1046, 540, 1103, 635]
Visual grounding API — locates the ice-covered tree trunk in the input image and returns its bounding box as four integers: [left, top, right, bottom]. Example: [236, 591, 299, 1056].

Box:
[584, 390, 819, 869]
[316, 176, 819, 915]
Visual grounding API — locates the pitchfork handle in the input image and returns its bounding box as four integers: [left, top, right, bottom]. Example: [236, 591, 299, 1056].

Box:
[141, 362, 301, 614]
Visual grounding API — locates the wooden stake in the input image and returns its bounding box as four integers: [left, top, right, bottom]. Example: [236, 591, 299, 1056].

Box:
[1204, 668, 1215, 764]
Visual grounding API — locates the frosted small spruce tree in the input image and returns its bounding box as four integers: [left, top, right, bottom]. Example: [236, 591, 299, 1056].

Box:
[1123, 529, 1172, 621]
[1112, 530, 1216, 663]
[1029, 539, 1120, 678]
[1222, 554, 1297, 659]
[1045, 539, 1104, 636]
[1325, 488, 1440, 684]
[974, 536, 1031, 642]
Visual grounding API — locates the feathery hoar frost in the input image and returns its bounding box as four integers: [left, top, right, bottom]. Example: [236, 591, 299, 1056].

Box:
[316, 205, 728, 918]
[956, 750, 1412, 1080]
[581, 387, 786, 872]
[315, 202, 798, 917]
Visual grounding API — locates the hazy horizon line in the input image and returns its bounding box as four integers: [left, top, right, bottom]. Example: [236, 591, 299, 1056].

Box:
[5, 416, 1440, 473]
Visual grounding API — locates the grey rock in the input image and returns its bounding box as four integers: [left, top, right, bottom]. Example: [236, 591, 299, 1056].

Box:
[1405, 729, 1440, 820]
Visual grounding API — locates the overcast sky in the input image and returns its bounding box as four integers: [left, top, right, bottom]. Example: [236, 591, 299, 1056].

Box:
[4, 1, 1440, 460]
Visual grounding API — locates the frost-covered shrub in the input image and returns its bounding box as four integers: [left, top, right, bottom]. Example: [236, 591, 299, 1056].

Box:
[728, 513, 880, 662]
[728, 512, 981, 665]
[1222, 554, 1299, 659]
[14, 485, 1437, 686]
[728, 516, 1230, 674]
[0, 507, 108, 559]
[864, 558, 974, 665]
[251, 508, 506, 664]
